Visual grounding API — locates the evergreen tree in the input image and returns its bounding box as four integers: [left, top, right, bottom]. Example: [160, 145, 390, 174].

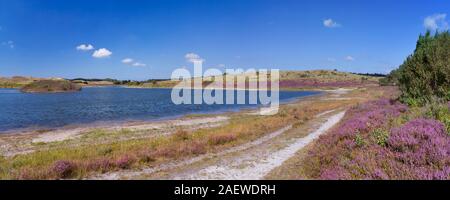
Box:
[394, 31, 450, 105]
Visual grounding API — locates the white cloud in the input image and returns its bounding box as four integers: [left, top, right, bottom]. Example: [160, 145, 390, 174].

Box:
[2, 40, 14, 49]
[132, 62, 146, 67]
[76, 44, 94, 51]
[323, 18, 341, 28]
[185, 52, 204, 63]
[345, 56, 355, 61]
[92, 48, 112, 58]
[424, 13, 448, 30]
[121, 58, 134, 64]
[122, 58, 146, 67]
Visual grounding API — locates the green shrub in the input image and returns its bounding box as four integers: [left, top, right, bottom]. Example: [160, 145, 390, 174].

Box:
[0, 156, 5, 174]
[422, 99, 450, 134]
[354, 134, 366, 147]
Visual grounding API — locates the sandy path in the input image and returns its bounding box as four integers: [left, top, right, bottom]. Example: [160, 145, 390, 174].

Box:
[170, 111, 345, 180]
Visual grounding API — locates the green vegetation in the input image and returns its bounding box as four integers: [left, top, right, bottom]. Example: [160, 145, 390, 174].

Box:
[390, 31, 450, 105]
[0, 82, 23, 88]
[20, 80, 81, 93]
[379, 70, 399, 86]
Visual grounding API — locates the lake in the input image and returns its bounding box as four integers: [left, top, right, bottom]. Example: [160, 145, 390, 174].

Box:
[0, 87, 320, 132]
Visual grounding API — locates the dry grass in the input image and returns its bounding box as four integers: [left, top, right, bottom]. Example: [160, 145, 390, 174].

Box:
[173, 130, 191, 141]
[280, 70, 380, 82]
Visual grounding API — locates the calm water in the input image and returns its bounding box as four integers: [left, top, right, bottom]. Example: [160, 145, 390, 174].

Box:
[0, 87, 320, 132]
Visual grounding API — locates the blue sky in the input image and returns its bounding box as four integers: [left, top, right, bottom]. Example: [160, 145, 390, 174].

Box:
[0, 0, 449, 80]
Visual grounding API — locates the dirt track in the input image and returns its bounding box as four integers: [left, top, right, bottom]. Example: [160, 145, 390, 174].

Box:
[94, 109, 346, 180]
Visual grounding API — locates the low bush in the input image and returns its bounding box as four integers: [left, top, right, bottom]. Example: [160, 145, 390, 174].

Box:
[20, 80, 81, 93]
[370, 128, 389, 146]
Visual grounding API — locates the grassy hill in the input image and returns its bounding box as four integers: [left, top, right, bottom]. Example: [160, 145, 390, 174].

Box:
[0, 76, 117, 89]
[20, 80, 82, 93]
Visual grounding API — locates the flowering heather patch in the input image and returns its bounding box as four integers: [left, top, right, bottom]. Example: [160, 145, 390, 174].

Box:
[52, 160, 77, 179]
[303, 99, 450, 180]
